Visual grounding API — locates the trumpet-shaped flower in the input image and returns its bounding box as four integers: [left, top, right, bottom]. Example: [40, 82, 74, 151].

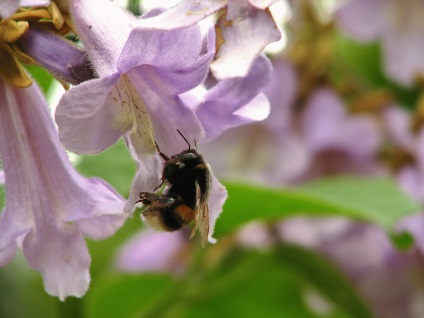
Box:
[0, 77, 126, 300]
[56, 0, 270, 243]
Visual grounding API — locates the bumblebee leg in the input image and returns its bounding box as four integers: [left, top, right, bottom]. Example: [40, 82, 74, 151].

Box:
[155, 142, 170, 161]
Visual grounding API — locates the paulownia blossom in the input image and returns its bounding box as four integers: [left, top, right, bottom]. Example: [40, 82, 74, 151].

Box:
[133, 0, 281, 79]
[335, 0, 424, 87]
[56, 0, 272, 243]
[0, 77, 126, 300]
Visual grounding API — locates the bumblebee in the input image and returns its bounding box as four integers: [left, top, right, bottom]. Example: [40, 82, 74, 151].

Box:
[138, 130, 212, 247]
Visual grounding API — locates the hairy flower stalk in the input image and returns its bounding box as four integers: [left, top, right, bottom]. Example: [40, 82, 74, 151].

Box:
[0, 2, 95, 86]
[56, 0, 274, 243]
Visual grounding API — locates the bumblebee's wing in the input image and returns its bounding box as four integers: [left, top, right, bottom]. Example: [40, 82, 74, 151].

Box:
[190, 180, 210, 248]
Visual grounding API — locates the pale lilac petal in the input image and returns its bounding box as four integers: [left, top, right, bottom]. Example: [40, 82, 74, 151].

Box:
[383, 106, 414, 152]
[197, 55, 272, 140]
[0, 242, 17, 267]
[382, 27, 424, 86]
[264, 60, 298, 133]
[236, 222, 274, 249]
[0, 170, 4, 184]
[396, 165, 424, 203]
[23, 225, 90, 301]
[55, 74, 133, 154]
[116, 229, 188, 273]
[75, 214, 127, 240]
[302, 88, 380, 158]
[131, 0, 227, 30]
[21, 0, 50, 5]
[124, 155, 162, 214]
[0, 78, 126, 299]
[125, 70, 205, 156]
[211, 1, 281, 79]
[0, 0, 49, 18]
[119, 15, 202, 72]
[278, 217, 352, 248]
[248, 0, 278, 9]
[335, 0, 386, 42]
[208, 176, 227, 243]
[70, 0, 135, 77]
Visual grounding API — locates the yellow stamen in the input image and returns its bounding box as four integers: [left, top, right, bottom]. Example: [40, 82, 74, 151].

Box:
[0, 19, 29, 43]
[0, 43, 32, 87]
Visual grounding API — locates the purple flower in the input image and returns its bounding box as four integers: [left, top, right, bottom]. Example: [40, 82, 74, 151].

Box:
[0, 77, 126, 300]
[0, 0, 49, 18]
[56, 0, 270, 243]
[132, 0, 281, 79]
[382, 106, 424, 203]
[201, 59, 305, 185]
[335, 0, 424, 87]
[295, 88, 383, 180]
[115, 229, 190, 274]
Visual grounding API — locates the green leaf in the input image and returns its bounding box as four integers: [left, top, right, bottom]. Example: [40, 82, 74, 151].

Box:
[334, 33, 419, 108]
[85, 274, 175, 318]
[76, 140, 135, 197]
[217, 177, 419, 237]
[25, 65, 55, 95]
[276, 244, 373, 318]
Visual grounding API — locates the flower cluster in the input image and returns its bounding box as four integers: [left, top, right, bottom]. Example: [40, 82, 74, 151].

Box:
[0, 0, 279, 299]
[113, 1, 424, 317]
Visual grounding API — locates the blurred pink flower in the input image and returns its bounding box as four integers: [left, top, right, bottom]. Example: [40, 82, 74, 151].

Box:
[115, 229, 190, 274]
[336, 0, 424, 87]
[383, 107, 424, 203]
[294, 88, 383, 181]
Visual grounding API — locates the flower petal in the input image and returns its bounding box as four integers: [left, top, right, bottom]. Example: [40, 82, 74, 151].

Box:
[382, 25, 424, 86]
[0, 241, 17, 267]
[0, 76, 126, 299]
[302, 88, 380, 158]
[115, 229, 189, 274]
[211, 1, 281, 79]
[126, 69, 205, 156]
[130, 0, 227, 30]
[0, 0, 50, 18]
[118, 14, 203, 72]
[248, 0, 278, 9]
[70, 0, 135, 77]
[207, 176, 227, 243]
[197, 56, 272, 140]
[383, 106, 414, 152]
[55, 74, 134, 154]
[124, 155, 162, 214]
[335, 0, 386, 42]
[23, 224, 90, 301]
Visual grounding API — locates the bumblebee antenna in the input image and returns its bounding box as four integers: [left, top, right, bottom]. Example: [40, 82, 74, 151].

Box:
[194, 139, 197, 149]
[177, 129, 191, 150]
